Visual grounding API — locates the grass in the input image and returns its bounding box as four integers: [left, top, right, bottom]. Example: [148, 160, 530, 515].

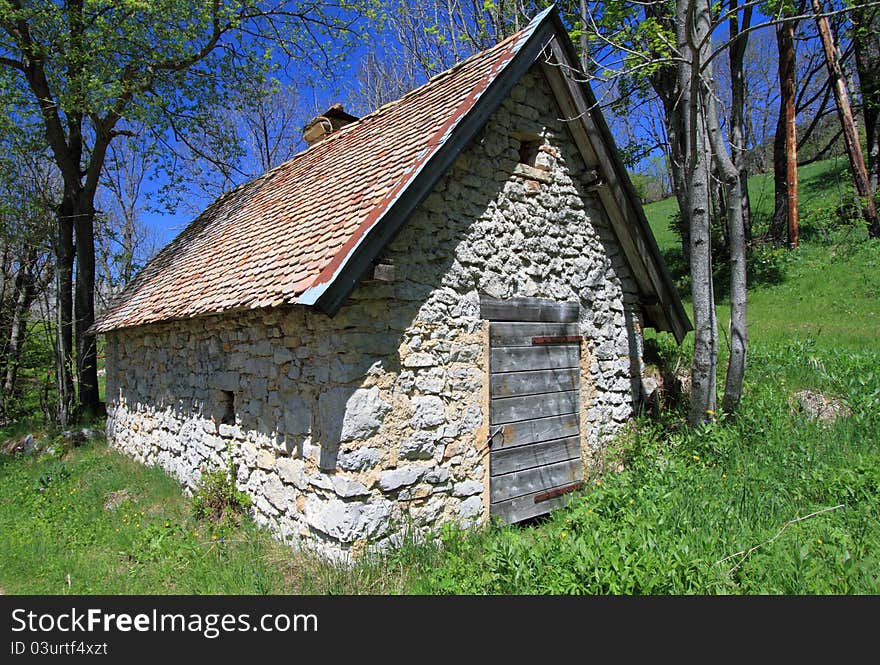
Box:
[1, 157, 878, 594]
[0, 437, 432, 594]
[643, 156, 880, 351]
[402, 342, 880, 593]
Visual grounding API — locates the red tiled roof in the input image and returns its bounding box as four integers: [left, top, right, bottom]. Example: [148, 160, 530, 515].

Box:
[93, 11, 549, 333]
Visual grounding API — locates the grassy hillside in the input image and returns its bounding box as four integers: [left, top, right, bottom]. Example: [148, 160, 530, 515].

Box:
[643, 156, 880, 351]
[1, 158, 878, 594]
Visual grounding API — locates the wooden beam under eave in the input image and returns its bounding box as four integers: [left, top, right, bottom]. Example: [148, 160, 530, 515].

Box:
[538, 39, 689, 342]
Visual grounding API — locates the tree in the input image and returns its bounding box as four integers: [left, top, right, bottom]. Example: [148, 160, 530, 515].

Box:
[773, 10, 800, 246]
[851, 3, 880, 193]
[0, 0, 363, 422]
[95, 126, 160, 305]
[727, 0, 753, 243]
[159, 79, 310, 208]
[810, 0, 880, 236]
[0, 142, 55, 420]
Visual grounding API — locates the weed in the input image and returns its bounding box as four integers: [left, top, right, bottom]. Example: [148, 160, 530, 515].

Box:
[191, 466, 252, 529]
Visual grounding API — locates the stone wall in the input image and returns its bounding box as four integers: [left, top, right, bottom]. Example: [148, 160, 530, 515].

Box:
[104, 64, 645, 559]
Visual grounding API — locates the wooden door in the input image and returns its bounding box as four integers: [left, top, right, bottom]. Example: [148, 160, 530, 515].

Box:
[481, 297, 584, 524]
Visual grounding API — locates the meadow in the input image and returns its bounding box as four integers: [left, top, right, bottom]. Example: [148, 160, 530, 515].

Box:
[1, 156, 878, 594]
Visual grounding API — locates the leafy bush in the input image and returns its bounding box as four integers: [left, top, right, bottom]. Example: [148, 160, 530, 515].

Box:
[746, 242, 787, 287]
[191, 466, 251, 528]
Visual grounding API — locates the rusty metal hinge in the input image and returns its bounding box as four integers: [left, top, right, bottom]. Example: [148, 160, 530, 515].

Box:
[534, 482, 584, 504]
[531, 335, 583, 345]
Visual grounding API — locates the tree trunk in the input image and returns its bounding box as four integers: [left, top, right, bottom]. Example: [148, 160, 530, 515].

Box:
[811, 0, 880, 237]
[771, 96, 789, 241]
[2, 247, 38, 412]
[705, 66, 748, 417]
[682, 0, 718, 425]
[646, 4, 692, 265]
[74, 192, 100, 420]
[775, 19, 799, 247]
[728, 0, 753, 242]
[56, 194, 76, 427]
[579, 0, 589, 72]
[852, 7, 880, 193]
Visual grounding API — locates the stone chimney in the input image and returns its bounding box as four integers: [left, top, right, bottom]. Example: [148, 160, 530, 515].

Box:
[303, 103, 359, 146]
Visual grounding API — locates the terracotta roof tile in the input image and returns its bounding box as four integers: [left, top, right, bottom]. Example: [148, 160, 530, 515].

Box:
[92, 13, 546, 332]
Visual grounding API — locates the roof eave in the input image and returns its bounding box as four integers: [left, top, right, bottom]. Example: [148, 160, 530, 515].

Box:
[300, 6, 690, 344]
[544, 12, 691, 343]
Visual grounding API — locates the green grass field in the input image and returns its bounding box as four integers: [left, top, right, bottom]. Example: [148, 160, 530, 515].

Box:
[1, 158, 878, 594]
[642, 156, 880, 352]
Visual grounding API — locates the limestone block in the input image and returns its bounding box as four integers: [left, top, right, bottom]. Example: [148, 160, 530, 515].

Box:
[410, 396, 446, 429]
[308, 473, 334, 491]
[458, 496, 483, 519]
[263, 473, 288, 510]
[399, 430, 437, 460]
[337, 447, 382, 471]
[331, 476, 371, 499]
[379, 466, 426, 492]
[303, 496, 392, 543]
[425, 467, 450, 484]
[403, 352, 435, 368]
[218, 423, 243, 440]
[214, 371, 240, 391]
[275, 457, 308, 490]
[460, 405, 483, 432]
[453, 480, 483, 497]
[319, 386, 391, 443]
[414, 367, 446, 394]
[281, 396, 310, 435]
[256, 448, 275, 470]
[330, 356, 384, 384]
[273, 347, 294, 364]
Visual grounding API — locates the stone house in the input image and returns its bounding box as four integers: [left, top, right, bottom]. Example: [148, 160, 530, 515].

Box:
[93, 7, 689, 559]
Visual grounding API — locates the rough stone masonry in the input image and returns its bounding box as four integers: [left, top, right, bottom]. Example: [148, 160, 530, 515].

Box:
[104, 65, 646, 560]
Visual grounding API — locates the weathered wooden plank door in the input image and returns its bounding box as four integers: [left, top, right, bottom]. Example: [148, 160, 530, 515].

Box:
[481, 297, 584, 524]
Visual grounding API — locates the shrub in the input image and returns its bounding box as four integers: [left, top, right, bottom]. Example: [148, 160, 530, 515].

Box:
[191, 465, 251, 528]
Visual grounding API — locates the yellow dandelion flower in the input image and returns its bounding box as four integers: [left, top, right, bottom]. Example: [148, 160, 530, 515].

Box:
[561, 532, 568, 538]
[817, 538, 823, 545]
[211, 534, 218, 541]
[595, 480, 602, 487]
[629, 498, 635, 505]
[692, 455, 700, 461]
[722, 473, 727, 479]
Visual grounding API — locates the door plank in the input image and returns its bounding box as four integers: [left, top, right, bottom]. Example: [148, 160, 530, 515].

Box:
[495, 413, 581, 449]
[490, 458, 583, 503]
[490, 390, 579, 425]
[491, 367, 579, 398]
[490, 345, 579, 373]
[490, 483, 583, 524]
[490, 435, 581, 476]
[490, 322, 580, 347]
[480, 296, 579, 322]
